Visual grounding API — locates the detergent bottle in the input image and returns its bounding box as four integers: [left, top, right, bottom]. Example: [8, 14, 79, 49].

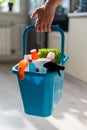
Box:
[18, 59, 29, 80]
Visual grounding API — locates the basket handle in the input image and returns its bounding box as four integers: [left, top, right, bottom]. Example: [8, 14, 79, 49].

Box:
[22, 25, 65, 65]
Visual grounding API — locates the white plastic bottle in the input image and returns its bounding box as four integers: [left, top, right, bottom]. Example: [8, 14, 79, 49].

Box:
[24, 54, 29, 71]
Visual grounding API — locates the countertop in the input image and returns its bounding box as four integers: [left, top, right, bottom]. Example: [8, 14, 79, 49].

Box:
[68, 12, 87, 18]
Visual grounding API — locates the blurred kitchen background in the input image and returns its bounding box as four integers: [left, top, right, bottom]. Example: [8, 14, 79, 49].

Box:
[0, 0, 87, 82]
[0, 0, 87, 130]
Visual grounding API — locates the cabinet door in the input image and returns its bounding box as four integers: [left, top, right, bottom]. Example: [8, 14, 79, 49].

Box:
[66, 17, 87, 82]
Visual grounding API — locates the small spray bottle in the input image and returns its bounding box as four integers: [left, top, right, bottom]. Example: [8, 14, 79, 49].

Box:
[28, 54, 36, 72]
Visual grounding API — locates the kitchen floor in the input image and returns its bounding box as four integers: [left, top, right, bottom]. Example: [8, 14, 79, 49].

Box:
[0, 63, 87, 130]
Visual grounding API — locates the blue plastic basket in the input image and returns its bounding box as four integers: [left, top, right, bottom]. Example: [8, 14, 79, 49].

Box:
[12, 25, 69, 117]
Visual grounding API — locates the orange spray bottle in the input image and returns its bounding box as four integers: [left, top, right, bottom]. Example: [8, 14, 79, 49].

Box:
[18, 59, 29, 80]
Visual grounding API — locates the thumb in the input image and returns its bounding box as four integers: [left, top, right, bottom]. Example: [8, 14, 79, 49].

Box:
[30, 9, 40, 19]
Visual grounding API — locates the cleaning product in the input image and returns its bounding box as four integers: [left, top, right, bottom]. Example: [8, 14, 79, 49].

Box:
[30, 49, 39, 60]
[47, 52, 55, 61]
[18, 59, 29, 80]
[43, 61, 65, 76]
[28, 54, 36, 72]
[33, 58, 51, 73]
[24, 54, 29, 71]
[38, 48, 61, 64]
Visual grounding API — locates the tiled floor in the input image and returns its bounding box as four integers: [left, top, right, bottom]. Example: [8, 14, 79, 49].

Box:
[0, 63, 87, 130]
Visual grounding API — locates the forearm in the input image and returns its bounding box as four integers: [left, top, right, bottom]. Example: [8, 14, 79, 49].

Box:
[45, 0, 62, 9]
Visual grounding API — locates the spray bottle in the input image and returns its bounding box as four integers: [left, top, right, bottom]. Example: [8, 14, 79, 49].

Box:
[28, 54, 36, 72]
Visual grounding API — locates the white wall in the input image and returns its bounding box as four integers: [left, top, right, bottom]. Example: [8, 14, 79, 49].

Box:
[48, 31, 68, 54]
[66, 14, 87, 83]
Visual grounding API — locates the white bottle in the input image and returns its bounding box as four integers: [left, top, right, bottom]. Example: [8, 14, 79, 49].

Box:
[33, 58, 51, 73]
[24, 54, 29, 71]
[47, 52, 55, 61]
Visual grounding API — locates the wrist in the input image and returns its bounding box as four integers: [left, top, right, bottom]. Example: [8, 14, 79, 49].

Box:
[45, 0, 62, 9]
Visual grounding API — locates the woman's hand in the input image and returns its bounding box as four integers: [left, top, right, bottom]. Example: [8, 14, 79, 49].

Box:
[31, 6, 55, 32]
[31, 0, 62, 32]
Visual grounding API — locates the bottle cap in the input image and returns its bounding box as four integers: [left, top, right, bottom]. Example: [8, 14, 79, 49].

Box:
[28, 54, 32, 62]
[24, 54, 29, 60]
[30, 49, 39, 60]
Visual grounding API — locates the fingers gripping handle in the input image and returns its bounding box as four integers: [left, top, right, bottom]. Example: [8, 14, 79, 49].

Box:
[22, 25, 65, 65]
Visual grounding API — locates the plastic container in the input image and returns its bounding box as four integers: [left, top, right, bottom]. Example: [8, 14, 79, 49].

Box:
[12, 25, 69, 117]
[33, 58, 51, 73]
